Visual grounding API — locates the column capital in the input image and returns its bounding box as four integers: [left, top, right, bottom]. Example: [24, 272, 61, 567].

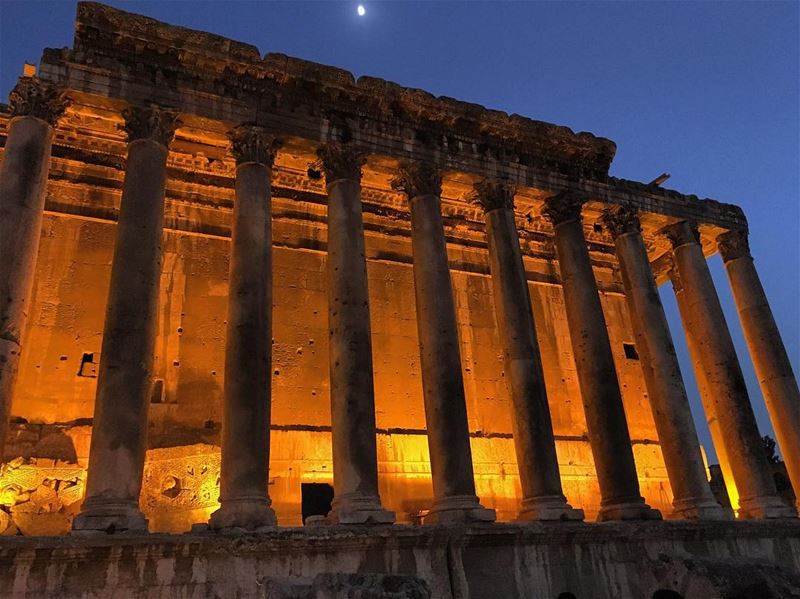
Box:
[122, 106, 181, 146]
[661, 220, 700, 249]
[228, 125, 281, 167]
[541, 192, 584, 226]
[716, 229, 751, 263]
[666, 257, 683, 292]
[390, 161, 442, 199]
[600, 205, 641, 239]
[470, 178, 515, 213]
[316, 142, 365, 182]
[8, 77, 70, 126]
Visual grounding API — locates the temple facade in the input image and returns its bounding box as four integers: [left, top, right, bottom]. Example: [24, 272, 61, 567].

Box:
[1, 3, 799, 598]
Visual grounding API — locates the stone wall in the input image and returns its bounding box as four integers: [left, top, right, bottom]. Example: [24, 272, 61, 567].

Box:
[2, 522, 799, 598]
[0, 202, 672, 532]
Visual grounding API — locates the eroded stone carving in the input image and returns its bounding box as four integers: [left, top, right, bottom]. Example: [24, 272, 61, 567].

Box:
[541, 192, 584, 225]
[470, 178, 515, 213]
[390, 161, 442, 199]
[229, 124, 281, 166]
[121, 105, 181, 145]
[717, 229, 751, 263]
[0, 456, 85, 535]
[317, 142, 365, 182]
[662, 221, 701, 249]
[600, 205, 641, 239]
[8, 77, 70, 126]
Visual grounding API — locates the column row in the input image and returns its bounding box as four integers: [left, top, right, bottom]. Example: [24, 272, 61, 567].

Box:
[2, 90, 797, 530]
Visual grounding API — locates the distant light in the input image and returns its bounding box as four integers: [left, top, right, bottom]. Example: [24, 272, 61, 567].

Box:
[357, 4, 366, 16]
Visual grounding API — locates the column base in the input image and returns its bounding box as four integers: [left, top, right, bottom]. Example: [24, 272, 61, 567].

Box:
[209, 496, 277, 531]
[326, 493, 396, 525]
[423, 494, 496, 525]
[517, 494, 584, 522]
[597, 498, 662, 522]
[72, 497, 148, 534]
[737, 495, 797, 520]
[670, 496, 733, 521]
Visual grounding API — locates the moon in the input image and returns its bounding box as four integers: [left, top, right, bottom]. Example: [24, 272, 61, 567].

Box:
[357, 4, 366, 17]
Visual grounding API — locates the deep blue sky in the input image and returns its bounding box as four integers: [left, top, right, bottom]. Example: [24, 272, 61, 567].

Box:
[1, 1, 798, 462]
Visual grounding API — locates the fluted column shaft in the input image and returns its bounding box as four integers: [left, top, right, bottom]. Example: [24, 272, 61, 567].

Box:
[73, 107, 179, 533]
[543, 194, 659, 521]
[0, 78, 67, 460]
[392, 163, 494, 524]
[318, 143, 394, 525]
[602, 207, 727, 520]
[209, 126, 280, 531]
[717, 229, 800, 510]
[474, 180, 582, 521]
[664, 221, 793, 519]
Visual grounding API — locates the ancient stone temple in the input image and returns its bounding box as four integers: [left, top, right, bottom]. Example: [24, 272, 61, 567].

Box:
[1, 3, 799, 598]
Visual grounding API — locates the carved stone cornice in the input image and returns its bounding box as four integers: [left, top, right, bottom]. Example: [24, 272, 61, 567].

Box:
[600, 205, 641, 239]
[661, 220, 700, 249]
[8, 77, 70, 126]
[470, 179, 515, 213]
[716, 230, 751, 263]
[390, 161, 442, 199]
[228, 125, 281, 166]
[316, 142, 365, 182]
[540, 192, 584, 226]
[121, 106, 181, 146]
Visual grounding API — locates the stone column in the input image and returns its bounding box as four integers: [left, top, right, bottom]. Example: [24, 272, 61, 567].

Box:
[663, 220, 793, 519]
[542, 193, 659, 521]
[317, 142, 394, 525]
[601, 206, 728, 520]
[73, 106, 179, 533]
[717, 230, 800, 510]
[209, 126, 281, 531]
[391, 162, 495, 524]
[472, 179, 582, 521]
[0, 78, 68, 461]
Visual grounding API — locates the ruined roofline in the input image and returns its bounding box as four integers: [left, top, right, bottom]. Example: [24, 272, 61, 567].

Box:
[21, 2, 747, 232]
[63, 2, 615, 175]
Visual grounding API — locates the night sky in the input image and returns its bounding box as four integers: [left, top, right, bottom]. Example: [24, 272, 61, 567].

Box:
[1, 1, 797, 462]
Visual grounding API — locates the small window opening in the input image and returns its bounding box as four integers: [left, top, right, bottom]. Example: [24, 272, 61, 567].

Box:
[77, 352, 99, 378]
[593, 223, 603, 233]
[301, 482, 334, 524]
[150, 378, 165, 404]
[623, 343, 639, 360]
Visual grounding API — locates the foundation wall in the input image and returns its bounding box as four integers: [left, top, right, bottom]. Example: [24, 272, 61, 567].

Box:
[2, 522, 799, 599]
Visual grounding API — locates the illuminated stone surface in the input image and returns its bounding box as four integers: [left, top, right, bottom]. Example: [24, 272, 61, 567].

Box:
[0, 2, 798, 596]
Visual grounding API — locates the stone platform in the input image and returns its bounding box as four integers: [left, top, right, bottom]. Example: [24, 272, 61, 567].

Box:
[2, 521, 800, 598]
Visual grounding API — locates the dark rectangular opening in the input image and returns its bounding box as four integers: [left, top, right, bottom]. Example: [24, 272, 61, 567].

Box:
[623, 342, 639, 360]
[301, 482, 334, 524]
[150, 378, 165, 404]
[77, 352, 98, 377]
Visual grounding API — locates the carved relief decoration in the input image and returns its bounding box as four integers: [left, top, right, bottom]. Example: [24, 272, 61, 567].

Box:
[716, 229, 751, 263]
[541, 192, 585, 225]
[662, 221, 700, 249]
[316, 142, 365, 182]
[666, 257, 683, 293]
[600, 205, 641, 239]
[228, 125, 281, 166]
[390, 161, 442, 200]
[470, 179, 515, 213]
[8, 77, 70, 126]
[122, 106, 181, 146]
